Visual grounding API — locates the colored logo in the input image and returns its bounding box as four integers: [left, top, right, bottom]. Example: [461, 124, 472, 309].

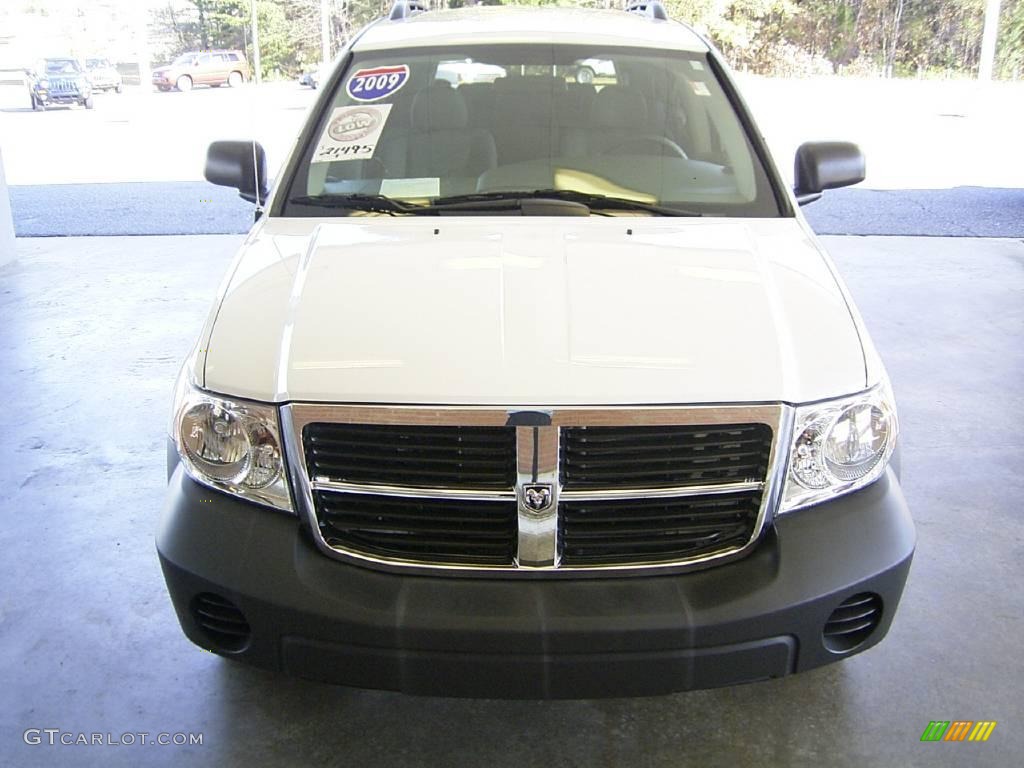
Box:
[920, 721, 997, 742]
[347, 65, 409, 102]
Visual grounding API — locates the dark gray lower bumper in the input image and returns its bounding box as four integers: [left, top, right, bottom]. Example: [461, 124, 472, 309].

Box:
[157, 465, 914, 698]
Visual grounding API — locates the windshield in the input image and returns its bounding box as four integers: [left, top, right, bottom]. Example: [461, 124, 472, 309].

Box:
[285, 44, 779, 217]
[172, 53, 196, 66]
[45, 59, 81, 75]
[86, 59, 109, 69]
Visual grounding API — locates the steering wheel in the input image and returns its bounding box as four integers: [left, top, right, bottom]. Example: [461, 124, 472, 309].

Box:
[605, 135, 688, 160]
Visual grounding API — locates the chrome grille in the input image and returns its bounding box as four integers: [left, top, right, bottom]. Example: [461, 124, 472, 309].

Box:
[561, 424, 773, 489]
[315, 491, 517, 565]
[305, 422, 516, 489]
[285, 404, 788, 575]
[559, 491, 761, 565]
[49, 77, 79, 94]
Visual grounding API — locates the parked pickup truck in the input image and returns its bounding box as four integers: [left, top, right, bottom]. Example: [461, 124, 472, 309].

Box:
[158, 0, 914, 699]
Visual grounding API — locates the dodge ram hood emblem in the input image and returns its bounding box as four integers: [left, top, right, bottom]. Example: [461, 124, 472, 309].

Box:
[522, 484, 553, 513]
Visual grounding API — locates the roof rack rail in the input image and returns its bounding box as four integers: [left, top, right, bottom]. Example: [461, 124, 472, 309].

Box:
[389, 0, 428, 21]
[625, 1, 669, 21]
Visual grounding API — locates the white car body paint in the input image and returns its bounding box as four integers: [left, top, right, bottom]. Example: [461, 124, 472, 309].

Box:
[200, 216, 874, 406]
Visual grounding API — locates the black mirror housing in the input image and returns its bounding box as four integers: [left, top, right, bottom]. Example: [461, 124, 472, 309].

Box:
[794, 141, 865, 205]
[205, 140, 269, 205]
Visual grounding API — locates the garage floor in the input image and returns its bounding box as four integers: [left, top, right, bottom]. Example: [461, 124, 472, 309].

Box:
[1, 234, 1022, 767]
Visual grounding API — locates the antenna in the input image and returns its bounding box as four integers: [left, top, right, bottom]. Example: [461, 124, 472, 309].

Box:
[251, 139, 262, 213]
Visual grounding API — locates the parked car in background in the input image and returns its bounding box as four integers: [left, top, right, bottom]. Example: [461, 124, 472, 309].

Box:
[299, 64, 328, 89]
[573, 57, 617, 84]
[435, 59, 506, 85]
[86, 58, 123, 93]
[28, 58, 93, 110]
[152, 50, 249, 92]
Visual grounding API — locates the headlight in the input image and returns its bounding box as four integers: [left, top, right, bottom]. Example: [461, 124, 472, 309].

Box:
[38, 78, 49, 89]
[780, 383, 898, 513]
[171, 369, 293, 513]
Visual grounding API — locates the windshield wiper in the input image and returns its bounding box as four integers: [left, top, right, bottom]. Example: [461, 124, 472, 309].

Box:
[290, 193, 598, 216]
[288, 194, 431, 215]
[290, 190, 701, 217]
[431, 189, 702, 217]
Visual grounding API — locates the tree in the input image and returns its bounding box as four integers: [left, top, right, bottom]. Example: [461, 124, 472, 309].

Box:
[146, 0, 1024, 79]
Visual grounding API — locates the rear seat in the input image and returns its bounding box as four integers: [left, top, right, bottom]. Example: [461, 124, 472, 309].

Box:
[489, 76, 564, 166]
[459, 82, 496, 131]
[458, 78, 598, 166]
[377, 84, 497, 195]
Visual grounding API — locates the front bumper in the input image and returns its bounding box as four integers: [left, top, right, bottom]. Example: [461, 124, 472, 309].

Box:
[35, 90, 85, 105]
[157, 462, 914, 699]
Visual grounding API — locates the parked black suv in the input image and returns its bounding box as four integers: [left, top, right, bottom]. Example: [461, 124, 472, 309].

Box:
[29, 58, 94, 110]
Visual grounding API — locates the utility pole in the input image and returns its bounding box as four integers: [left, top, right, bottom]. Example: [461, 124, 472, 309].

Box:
[135, 1, 152, 90]
[320, 0, 331, 67]
[0, 148, 15, 267]
[979, 0, 1002, 80]
[250, 0, 262, 84]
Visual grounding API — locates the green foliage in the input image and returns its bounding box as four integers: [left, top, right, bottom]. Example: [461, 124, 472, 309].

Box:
[150, 0, 325, 78]
[148, 0, 1023, 79]
[997, 0, 1024, 77]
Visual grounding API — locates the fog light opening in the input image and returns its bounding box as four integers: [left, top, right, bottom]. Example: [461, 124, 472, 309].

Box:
[823, 592, 882, 654]
[190, 592, 251, 653]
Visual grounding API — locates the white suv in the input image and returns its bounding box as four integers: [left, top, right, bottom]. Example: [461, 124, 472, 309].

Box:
[159, 1, 914, 699]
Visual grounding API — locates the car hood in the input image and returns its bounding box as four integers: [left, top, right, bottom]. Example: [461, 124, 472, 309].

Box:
[202, 217, 869, 405]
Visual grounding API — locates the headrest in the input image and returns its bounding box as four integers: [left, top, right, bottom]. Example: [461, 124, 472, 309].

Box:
[411, 85, 468, 130]
[592, 86, 648, 129]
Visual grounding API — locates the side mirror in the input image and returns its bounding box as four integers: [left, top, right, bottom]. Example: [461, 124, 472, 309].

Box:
[205, 140, 269, 205]
[794, 141, 865, 206]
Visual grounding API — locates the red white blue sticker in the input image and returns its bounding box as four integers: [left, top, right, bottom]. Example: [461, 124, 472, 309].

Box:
[347, 65, 409, 102]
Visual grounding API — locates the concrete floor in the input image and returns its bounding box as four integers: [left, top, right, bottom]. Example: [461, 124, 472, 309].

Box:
[1, 234, 1022, 767]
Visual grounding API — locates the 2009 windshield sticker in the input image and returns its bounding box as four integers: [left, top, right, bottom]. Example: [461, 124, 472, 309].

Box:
[312, 104, 392, 163]
[347, 65, 409, 102]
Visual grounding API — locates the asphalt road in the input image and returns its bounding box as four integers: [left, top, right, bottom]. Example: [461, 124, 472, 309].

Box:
[9, 182, 1024, 237]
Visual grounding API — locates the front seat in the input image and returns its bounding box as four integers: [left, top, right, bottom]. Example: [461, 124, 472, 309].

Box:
[378, 85, 497, 195]
[561, 85, 665, 158]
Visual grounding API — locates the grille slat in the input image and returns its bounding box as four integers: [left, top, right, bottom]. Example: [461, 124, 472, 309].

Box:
[568, 449, 767, 468]
[316, 491, 517, 565]
[305, 423, 516, 489]
[566, 435, 767, 452]
[561, 424, 772, 489]
[309, 437, 511, 456]
[559, 492, 761, 565]
[566, 523, 749, 540]
[310, 458, 511, 482]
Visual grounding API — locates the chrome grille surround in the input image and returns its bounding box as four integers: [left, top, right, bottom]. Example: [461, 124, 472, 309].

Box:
[282, 403, 793, 577]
